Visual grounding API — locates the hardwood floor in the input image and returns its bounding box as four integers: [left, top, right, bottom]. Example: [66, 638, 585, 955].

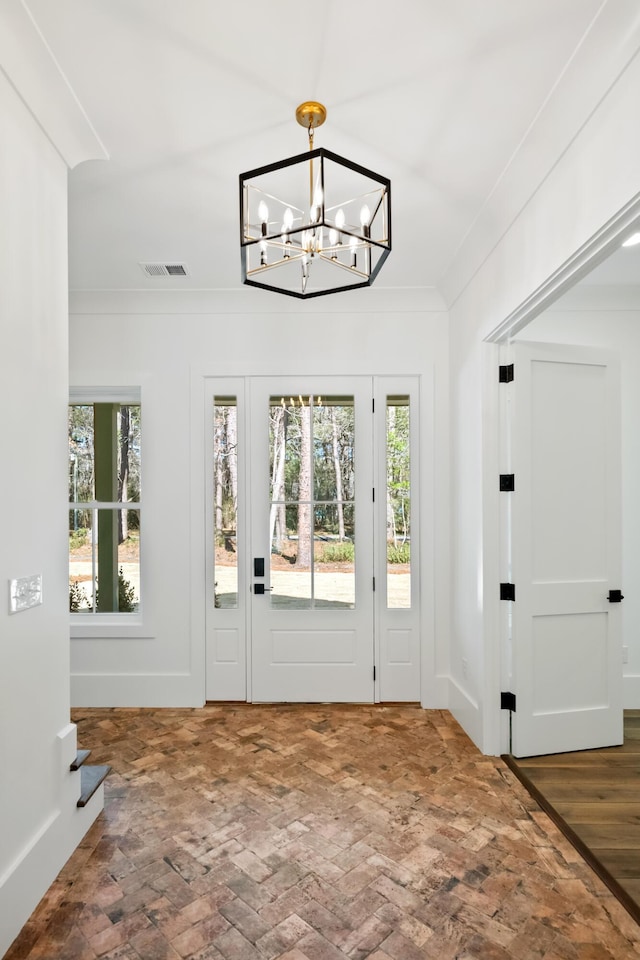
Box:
[5, 705, 640, 960]
[505, 711, 640, 927]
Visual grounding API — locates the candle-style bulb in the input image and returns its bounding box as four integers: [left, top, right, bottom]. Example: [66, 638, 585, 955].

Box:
[349, 234, 358, 268]
[282, 208, 293, 259]
[312, 189, 323, 223]
[329, 228, 338, 257]
[258, 201, 269, 237]
[360, 204, 371, 228]
[335, 208, 345, 231]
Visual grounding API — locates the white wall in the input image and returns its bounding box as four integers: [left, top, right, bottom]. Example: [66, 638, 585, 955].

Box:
[517, 286, 640, 706]
[447, 12, 640, 754]
[0, 71, 98, 956]
[68, 289, 451, 709]
[0, 5, 108, 950]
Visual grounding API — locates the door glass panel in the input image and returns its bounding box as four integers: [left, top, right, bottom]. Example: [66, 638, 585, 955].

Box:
[312, 398, 355, 501]
[270, 503, 312, 608]
[314, 505, 355, 608]
[387, 397, 411, 609]
[269, 394, 355, 609]
[213, 397, 239, 608]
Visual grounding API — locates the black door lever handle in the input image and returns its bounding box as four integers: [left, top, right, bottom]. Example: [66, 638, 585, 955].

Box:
[608, 589, 624, 603]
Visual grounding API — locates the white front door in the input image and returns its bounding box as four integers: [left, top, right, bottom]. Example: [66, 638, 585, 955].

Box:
[249, 378, 374, 702]
[205, 376, 421, 703]
[506, 341, 623, 757]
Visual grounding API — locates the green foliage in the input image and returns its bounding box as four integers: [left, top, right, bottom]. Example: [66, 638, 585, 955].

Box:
[117, 568, 137, 612]
[69, 580, 87, 612]
[69, 528, 88, 550]
[94, 567, 138, 613]
[387, 542, 410, 564]
[317, 541, 355, 563]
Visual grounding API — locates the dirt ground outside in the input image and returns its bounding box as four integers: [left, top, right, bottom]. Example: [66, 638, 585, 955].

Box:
[214, 544, 410, 608]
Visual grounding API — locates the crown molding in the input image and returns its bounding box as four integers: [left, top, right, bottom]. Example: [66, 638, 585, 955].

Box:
[0, 0, 107, 168]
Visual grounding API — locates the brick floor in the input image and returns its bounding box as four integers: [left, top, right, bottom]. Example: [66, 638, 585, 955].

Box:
[4, 705, 640, 959]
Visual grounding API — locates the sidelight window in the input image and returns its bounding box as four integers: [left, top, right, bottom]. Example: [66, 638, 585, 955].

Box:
[386, 396, 411, 608]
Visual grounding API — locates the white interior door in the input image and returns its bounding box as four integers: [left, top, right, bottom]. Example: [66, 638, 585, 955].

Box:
[249, 377, 374, 702]
[507, 341, 623, 757]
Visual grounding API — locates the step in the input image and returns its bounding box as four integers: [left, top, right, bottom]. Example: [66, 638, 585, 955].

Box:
[77, 764, 111, 807]
[70, 749, 91, 771]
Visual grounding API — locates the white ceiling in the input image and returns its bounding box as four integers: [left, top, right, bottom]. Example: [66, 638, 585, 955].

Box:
[23, 0, 631, 297]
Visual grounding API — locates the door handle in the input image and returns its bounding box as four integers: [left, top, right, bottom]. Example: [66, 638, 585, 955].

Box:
[608, 589, 624, 603]
[253, 584, 273, 595]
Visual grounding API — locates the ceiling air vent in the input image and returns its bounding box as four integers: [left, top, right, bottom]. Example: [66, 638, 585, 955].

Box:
[140, 262, 189, 277]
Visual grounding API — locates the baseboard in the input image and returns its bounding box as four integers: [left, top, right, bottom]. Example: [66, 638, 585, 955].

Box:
[623, 674, 640, 707]
[71, 672, 203, 707]
[0, 789, 103, 957]
[447, 675, 484, 753]
[420, 673, 449, 709]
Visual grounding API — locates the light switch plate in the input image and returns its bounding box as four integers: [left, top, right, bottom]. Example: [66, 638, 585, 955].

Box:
[9, 574, 43, 614]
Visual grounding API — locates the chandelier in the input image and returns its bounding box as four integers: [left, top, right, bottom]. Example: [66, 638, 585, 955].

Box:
[239, 102, 391, 299]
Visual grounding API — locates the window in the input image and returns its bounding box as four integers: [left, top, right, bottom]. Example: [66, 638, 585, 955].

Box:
[386, 396, 411, 608]
[213, 396, 239, 608]
[69, 390, 141, 617]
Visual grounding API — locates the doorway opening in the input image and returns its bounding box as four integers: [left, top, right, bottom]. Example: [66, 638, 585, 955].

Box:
[485, 204, 640, 757]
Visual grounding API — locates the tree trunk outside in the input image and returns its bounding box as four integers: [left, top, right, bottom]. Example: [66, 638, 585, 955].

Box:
[214, 425, 224, 535]
[117, 405, 130, 544]
[386, 404, 395, 545]
[331, 408, 346, 540]
[296, 405, 312, 568]
[269, 407, 287, 552]
[227, 406, 238, 525]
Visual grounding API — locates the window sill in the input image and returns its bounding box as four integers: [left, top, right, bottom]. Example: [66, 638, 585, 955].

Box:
[70, 615, 154, 639]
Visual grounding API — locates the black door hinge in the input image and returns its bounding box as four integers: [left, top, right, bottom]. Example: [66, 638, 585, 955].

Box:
[500, 582, 516, 601]
[373, 576, 376, 592]
[373, 665, 376, 681]
[499, 474, 515, 492]
[499, 364, 514, 383]
[501, 691, 516, 712]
